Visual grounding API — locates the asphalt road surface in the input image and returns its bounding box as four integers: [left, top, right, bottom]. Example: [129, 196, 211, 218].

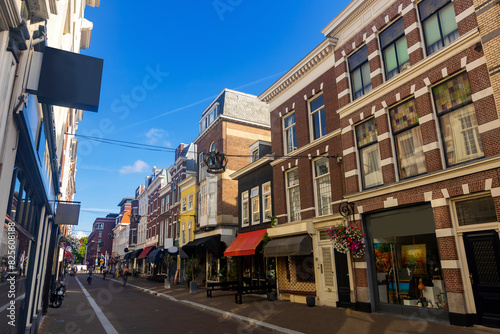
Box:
[40, 274, 273, 334]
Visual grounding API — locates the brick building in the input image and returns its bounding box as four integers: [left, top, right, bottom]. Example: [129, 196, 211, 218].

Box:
[186, 88, 270, 283]
[261, 0, 500, 328]
[87, 214, 117, 268]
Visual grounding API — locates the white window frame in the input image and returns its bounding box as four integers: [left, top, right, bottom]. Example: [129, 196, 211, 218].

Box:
[286, 168, 301, 222]
[242, 191, 249, 227]
[283, 112, 297, 155]
[251, 186, 260, 224]
[313, 156, 332, 217]
[161, 198, 165, 213]
[262, 182, 272, 222]
[181, 196, 187, 213]
[308, 93, 327, 141]
[188, 193, 193, 210]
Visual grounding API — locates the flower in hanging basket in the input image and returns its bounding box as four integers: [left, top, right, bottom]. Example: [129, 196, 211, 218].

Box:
[326, 225, 365, 258]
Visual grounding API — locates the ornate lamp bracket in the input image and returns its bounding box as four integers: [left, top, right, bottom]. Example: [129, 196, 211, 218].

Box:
[339, 201, 356, 223]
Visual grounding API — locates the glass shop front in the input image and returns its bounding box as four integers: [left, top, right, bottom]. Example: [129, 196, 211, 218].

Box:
[365, 204, 449, 321]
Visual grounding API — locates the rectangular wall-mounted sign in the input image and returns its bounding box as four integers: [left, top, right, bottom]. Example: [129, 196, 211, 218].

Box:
[54, 203, 81, 225]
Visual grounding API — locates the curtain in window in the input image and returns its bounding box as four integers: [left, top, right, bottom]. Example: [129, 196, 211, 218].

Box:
[423, 15, 442, 53]
[360, 144, 383, 188]
[287, 170, 301, 222]
[440, 4, 459, 43]
[396, 38, 410, 69]
[440, 104, 484, 165]
[315, 157, 331, 216]
[362, 63, 372, 94]
[395, 127, 427, 178]
[384, 44, 398, 77]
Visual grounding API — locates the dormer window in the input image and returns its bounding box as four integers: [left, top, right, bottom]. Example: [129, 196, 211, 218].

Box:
[251, 148, 259, 162]
[199, 103, 220, 133]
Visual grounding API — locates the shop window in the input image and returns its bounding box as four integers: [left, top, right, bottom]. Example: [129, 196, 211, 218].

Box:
[380, 18, 410, 80]
[455, 196, 498, 226]
[313, 157, 332, 216]
[389, 99, 427, 178]
[251, 187, 260, 224]
[309, 94, 326, 140]
[283, 113, 297, 154]
[242, 191, 249, 226]
[262, 182, 272, 221]
[356, 118, 383, 189]
[295, 255, 315, 283]
[419, 0, 459, 55]
[286, 169, 301, 222]
[432, 72, 484, 166]
[367, 205, 448, 311]
[349, 45, 372, 100]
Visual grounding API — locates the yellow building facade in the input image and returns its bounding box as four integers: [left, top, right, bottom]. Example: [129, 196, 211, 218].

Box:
[179, 176, 196, 248]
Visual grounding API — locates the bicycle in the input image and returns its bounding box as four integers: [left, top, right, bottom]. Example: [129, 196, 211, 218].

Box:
[87, 274, 92, 285]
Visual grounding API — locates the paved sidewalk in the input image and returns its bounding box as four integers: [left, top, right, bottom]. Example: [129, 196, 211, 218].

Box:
[40, 274, 500, 334]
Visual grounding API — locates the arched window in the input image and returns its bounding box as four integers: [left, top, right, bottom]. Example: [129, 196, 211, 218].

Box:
[209, 142, 215, 152]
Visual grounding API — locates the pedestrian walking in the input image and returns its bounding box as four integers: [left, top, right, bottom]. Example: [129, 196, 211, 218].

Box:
[111, 267, 116, 278]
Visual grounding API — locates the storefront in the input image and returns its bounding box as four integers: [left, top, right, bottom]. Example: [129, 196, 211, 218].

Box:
[365, 204, 449, 321]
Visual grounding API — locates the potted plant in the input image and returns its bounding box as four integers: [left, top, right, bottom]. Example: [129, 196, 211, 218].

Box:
[186, 257, 199, 294]
[326, 225, 365, 259]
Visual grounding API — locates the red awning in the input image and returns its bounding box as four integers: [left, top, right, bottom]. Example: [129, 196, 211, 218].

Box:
[224, 229, 267, 257]
[137, 246, 155, 259]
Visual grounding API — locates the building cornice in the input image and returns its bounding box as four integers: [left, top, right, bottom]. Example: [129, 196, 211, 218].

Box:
[338, 29, 481, 119]
[259, 38, 337, 104]
[0, 0, 22, 31]
[344, 155, 500, 203]
[230, 154, 275, 180]
[271, 129, 342, 167]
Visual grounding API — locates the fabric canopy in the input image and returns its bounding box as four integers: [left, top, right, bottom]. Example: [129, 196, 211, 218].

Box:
[263, 235, 313, 257]
[224, 229, 267, 257]
[147, 249, 171, 263]
[123, 252, 132, 259]
[182, 235, 223, 258]
[137, 246, 155, 259]
[129, 249, 143, 259]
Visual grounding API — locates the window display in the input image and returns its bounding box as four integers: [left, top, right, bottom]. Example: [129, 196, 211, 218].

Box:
[368, 205, 448, 310]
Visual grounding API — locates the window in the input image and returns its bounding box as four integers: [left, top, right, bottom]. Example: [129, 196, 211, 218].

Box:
[251, 148, 259, 162]
[181, 224, 185, 245]
[181, 196, 187, 212]
[262, 182, 272, 221]
[98, 231, 102, 238]
[455, 196, 497, 226]
[208, 178, 217, 218]
[313, 157, 332, 216]
[283, 113, 297, 154]
[309, 94, 326, 140]
[295, 255, 315, 283]
[209, 141, 215, 152]
[242, 191, 249, 226]
[380, 18, 410, 80]
[389, 99, 427, 178]
[349, 45, 372, 100]
[166, 195, 170, 211]
[187, 221, 192, 242]
[286, 169, 301, 222]
[161, 198, 165, 213]
[419, 0, 459, 55]
[95, 223, 103, 229]
[200, 183, 207, 216]
[356, 118, 383, 188]
[188, 194, 193, 210]
[251, 187, 260, 224]
[432, 72, 484, 166]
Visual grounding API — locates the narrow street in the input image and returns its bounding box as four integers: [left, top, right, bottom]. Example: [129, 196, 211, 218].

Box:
[39, 274, 273, 334]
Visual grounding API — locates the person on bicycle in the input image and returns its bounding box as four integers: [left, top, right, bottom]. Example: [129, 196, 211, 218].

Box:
[87, 267, 93, 284]
[122, 266, 129, 286]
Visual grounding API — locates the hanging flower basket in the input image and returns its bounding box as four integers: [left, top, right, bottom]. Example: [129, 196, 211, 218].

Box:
[326, 225, 365, 259]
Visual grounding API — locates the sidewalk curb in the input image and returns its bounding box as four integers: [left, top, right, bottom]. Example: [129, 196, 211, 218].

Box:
[110, 277, 305, 334]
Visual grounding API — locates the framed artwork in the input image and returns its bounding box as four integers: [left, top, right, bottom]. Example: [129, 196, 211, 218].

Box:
[374, 243, 395, 273]
[401, 244, 427, 274]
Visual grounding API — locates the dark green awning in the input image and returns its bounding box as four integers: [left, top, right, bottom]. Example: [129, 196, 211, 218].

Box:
[264, 235, 312, 257]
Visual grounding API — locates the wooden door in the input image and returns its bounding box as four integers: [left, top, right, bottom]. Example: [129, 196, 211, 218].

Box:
[334, 250, 351, 308]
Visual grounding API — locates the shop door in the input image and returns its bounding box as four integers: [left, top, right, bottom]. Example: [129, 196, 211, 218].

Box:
[463, 230, 500, 328]
[334, 250, 351, 308]
[320, 246, 337, 306]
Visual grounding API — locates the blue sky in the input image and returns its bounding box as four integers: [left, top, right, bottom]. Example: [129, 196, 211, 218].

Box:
[73, 0, 351, 236]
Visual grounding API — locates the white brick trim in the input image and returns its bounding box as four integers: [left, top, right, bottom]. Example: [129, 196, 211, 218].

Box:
[462, 184, 470, 195]
[407, 42, 422, 55]
[485, 178, 493, 190]
[465, 57, 486, 72]
[384, 197, 398, 208]
[442, 188, 450, 198]
[423, 142, 439, 152]
[441, 260, 460, 269]
[455, 6, 475, 23]
[354, 262, 367, 269]
[419, 113, 434, 124]
[345, 169, 359, 178]
[436, 228, 455, 238]
[478, 119, 500, 134]
[404, 22, 418, 35]
[441, 67, 448, 78]
[366, 33, 376, 43]
[472, 87, 494, 102]
[299, 207, 315, 213]
[370, 68, 382, 79]
[335, 57, 345, 68]
[402, 3, 414, 15]
[431, 198, 447, 207]
[378, 132, 390, 141]
[368, 50, 380, 61]
[343, 147, 355, 156]
[338, 89, 350, 99]
[424, 191, 433, 202]
[415, 87, 428, 98]
[336, 72, 347, 83]
[380, 157, 394, 166]
[375, 109, 386, 118]
[342, 126, 352, 135]
[491, 187, 500, 197]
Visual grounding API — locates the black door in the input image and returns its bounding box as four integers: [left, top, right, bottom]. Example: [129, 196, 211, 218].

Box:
[463, 230, 500, 328]
[334, 250, 351, 308]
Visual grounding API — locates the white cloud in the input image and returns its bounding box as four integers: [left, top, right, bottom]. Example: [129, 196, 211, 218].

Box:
[119, 160, 150, 174]
[73, 231, 88, 239]
[77, 164, 115, 173]
[145, 128, 165, 145]
[163, 141, 172, 148]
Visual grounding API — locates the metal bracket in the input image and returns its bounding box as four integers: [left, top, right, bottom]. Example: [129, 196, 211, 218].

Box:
[339, 201, 355, 222]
